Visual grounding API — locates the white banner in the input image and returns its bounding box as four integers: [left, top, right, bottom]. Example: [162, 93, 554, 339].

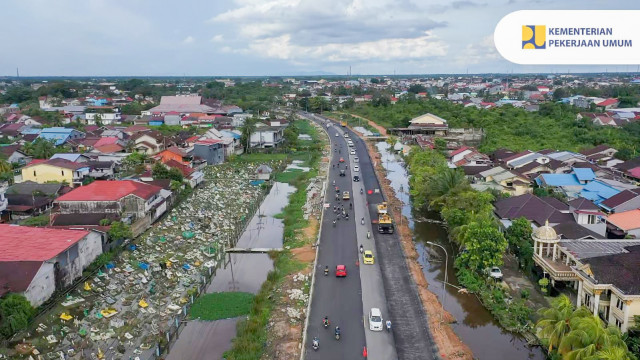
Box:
[494, 10, 640, 65]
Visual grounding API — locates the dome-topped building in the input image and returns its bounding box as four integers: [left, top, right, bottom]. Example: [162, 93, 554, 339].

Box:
[532, 220, 560, 259]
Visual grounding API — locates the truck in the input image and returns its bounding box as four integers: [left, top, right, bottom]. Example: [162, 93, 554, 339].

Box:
[375, 202, 394, 234]
[340, 121, 347, 127]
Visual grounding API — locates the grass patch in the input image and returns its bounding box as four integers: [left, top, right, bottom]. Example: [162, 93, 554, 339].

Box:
[237, 153, 288, 162]
[19, 214, 50, 226]
[275, 169, 304, 183]
[189, 292, 254, 321]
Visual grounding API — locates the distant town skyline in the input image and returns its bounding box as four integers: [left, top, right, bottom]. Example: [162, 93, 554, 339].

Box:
[1, 0, 639, 76]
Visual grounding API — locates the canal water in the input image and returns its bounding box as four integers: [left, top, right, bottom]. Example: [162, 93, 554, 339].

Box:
[376, 142, 545, 360]
[167, 182, 296, 360]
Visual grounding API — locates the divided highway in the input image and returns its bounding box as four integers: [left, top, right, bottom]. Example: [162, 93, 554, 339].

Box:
[302, 113, 398, 360]
[302, 112, 437, 360]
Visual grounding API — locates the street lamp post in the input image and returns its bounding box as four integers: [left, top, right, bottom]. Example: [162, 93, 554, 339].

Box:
[426, 241, 448, 323]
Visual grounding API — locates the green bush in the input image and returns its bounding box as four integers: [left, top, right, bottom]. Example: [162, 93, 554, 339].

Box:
[0, 294, 36, 338]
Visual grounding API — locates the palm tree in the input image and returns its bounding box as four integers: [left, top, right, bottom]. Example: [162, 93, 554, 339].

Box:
[0, 160, 11, 173]
[536, 295, 591, 352]
[559, 315, 629, 359]
[240, 117, 258, 153]
[428, 168, 469, 208]
[584, 346, 635, 360]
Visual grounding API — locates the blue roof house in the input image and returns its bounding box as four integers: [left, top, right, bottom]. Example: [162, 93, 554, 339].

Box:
[572, 168, 596, 184]
[580, 181, 620, 205]
[37, 127, 85, 146]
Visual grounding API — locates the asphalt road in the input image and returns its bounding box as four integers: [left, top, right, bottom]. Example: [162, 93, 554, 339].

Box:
[309, 113, 438, 360]
[304, 117, 367, 359]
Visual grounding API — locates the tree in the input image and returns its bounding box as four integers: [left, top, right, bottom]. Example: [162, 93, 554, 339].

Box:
[408, 84, 427, 94]
[427, 168, 469, 208]
[24, 138, 58, 159]
[0, 159, 11, 173]
[559, 316, 629, 359]
[457, 220, 508, 271]
[536, 295, 591, 353]
[283, 126, 299, 148]
[0, 293, 35, 337]
[108, 221, 132, 241]
[240, 117, 259, 153]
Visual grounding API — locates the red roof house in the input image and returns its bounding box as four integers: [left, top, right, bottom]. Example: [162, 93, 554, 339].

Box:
[0, 224, 102, 306]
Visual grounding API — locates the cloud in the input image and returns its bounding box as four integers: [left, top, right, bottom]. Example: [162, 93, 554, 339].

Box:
[210, 0, 450, 65]
[183, 36, 195, 44]
[456, 34, 500, 65]
[210, 34, 224, 42]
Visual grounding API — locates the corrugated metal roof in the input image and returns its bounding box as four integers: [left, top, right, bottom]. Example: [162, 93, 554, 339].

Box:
[0, 225, 89, 261]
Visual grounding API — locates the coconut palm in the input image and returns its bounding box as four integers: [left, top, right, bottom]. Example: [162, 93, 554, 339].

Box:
[536, 295, 591, 352]
[559, 315, 628, 359]
[0, 159, 11, 173]
[584, 346, 634, 360]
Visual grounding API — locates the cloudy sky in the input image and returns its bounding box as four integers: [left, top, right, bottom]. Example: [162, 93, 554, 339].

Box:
[1, 0, 638, 76]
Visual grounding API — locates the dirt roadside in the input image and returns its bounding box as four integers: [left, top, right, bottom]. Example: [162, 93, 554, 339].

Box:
[364, 140, 473, 360]
[335, 112, 388, 136]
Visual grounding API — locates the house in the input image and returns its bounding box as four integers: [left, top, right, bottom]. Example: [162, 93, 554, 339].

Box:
[531, 222, 640, 332]
[144, 95, 217, 115]
[21, 158, 89, 187]
[249, 122, 286, 148]
[54, 180, 170, 237]
[600, 188, 640, 213]
[0, 225, 103, 306]
[407, 113, 449, 134]
[131, 130, 168, 155]
[193, 139, 225, 165]
[472, 166, 532, 195]
[4, 181, 63, 220]
[596, 98, 619, 110]
[86, 161, 116, 180]
[448, 147, 491, 167]
[37, 127, 85, 146]
[50, 153, 91, 163]
[581, 145, 618, 163]
[606, 209, 640, 238]
[567, 198, 607, 236]
[157, 147, 191, 166]
[494, 193, 573, 228]
[85, 106, 121, 125]
[0, 144, 31, 165]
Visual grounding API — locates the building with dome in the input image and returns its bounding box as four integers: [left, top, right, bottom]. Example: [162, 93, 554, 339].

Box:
[533, 221, 640, 332]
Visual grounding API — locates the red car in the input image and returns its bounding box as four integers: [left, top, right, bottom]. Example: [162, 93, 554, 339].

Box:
[339, 157, 345, 163]
[335, 265, 347, 277]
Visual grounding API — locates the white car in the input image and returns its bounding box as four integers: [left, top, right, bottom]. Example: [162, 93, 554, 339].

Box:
[350, 149, 356, 155]
[335, 133, 339, 137]
[353, 165, 359, 172]
[344, 133, 349, 138]
[354, 157, 359, 162]
[369, 308, 383, 331]
[488, 267, 503, 281]
[348, 141, 354, 147]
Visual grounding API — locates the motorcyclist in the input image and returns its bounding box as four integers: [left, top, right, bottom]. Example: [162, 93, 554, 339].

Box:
[359, 244, 363, 253]
[332, 219, 336, 227]
[324, 266, 329, 276]
[367, 231, 371, 239]
[360, 188, 364, 194]
[312, 336, 319, 350]
[361, 217, 365, 225]
[335, 326, 341, 340]
[386, 320, 392, 332]
[323, 316, 329, 327]
[349, 202, 352, 209]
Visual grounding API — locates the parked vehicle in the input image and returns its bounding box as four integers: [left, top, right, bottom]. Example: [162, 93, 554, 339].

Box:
[487, 267, 503, 281]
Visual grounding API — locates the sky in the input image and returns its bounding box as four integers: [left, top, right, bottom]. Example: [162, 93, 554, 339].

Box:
[1, 0, 639, 76]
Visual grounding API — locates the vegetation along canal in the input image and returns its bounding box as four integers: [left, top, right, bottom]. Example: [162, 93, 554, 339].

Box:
[376, 142, 545, 360]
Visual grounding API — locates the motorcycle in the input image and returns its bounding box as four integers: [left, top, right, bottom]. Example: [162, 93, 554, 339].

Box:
[323, 317, 329, 328]
[324, 266, 329, 276]
[360, 188, 364, 194]
[312, 337, 319, 351]
[367, 231, 371, 239]
[361, 217, 365, 225]
[335, 326, 341, 340]
[333, 219, 336, 227]
[359, 244, 364, 254]
[386, 320, 392, 332]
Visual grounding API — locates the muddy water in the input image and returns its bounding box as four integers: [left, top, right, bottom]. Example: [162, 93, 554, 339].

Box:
[376, 143, 545, 360]
[167, 182, 296, 360]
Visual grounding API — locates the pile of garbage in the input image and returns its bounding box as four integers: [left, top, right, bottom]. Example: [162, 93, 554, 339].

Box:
[8, 161, 282, 360]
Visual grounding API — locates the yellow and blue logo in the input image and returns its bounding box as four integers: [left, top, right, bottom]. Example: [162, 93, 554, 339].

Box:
[522, 25, 546, 49]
